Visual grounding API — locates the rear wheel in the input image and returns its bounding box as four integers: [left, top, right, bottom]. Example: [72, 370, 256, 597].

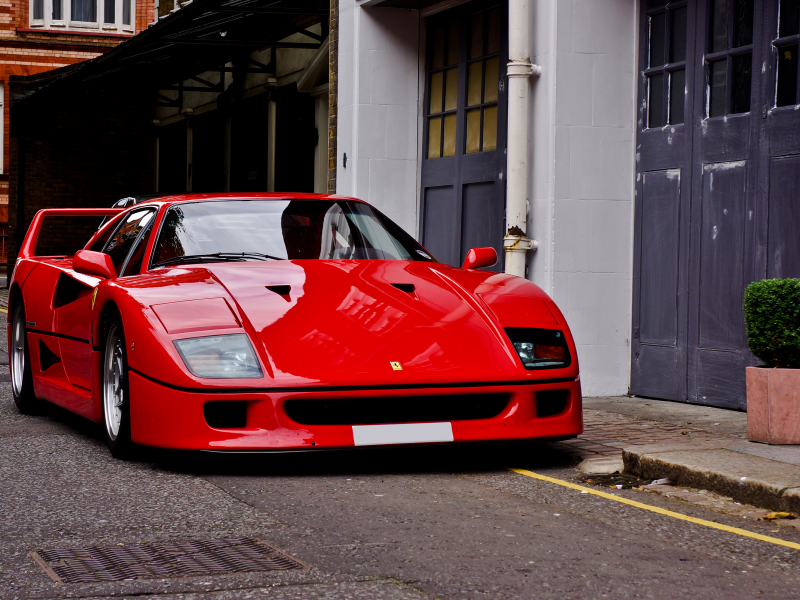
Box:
[102, 314, 135, 459]
[10, 302, 39, 414]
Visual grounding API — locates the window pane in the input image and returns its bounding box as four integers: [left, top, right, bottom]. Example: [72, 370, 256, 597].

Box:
[709, 60, 727, 116]
[470, 12, 484, 59]
[432, 26, 445, 69]
[649, 12, 666, 67]
[122, 0, 130, 25]
[466, 109, 481, 153]
[443, 114, 457, 157]
[484, 57, 499, 103]
[447, 22, 459, 66]
[733, 0, 754, 47]
[710, 0, 728, 53]
[731, 53, 752, 113]
[776, 44, 799, 106]
[648, 73, 665, 127]
[780, 0, 800, 37]
[444, 67, 458, 111]
[104, 0, 114, 23]
[648, 0, 666, 7]
[52, 0, 62, 19]
[428, 117, 442, 159]
[482, 105, 497, 151]
[669, 69, 686, 124]
[104, 210, 155, 273]
[486, 6, 501, 54]
[468, 61, 482, 106]
[72, 0, 97, 22]
[33, 0, 43, 19]
[670, 7, 687, 63]
[430, 71, 443, 114]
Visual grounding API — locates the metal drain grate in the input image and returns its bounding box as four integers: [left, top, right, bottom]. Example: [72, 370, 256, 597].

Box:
[31, 538, 305, 583]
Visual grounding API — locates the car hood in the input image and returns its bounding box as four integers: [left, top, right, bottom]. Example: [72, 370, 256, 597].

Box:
[202, 260, 539, 387]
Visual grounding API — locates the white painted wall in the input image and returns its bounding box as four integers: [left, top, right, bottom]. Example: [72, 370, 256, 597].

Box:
[528, 0, 638, 395]
[336, 0, 421, 236]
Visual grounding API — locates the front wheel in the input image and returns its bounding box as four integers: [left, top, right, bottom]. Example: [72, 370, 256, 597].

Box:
[102, 314, 135, 459]
[10, 302, 39, 414]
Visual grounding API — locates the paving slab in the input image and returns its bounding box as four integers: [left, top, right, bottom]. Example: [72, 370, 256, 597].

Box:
[724, 443, 800, 467]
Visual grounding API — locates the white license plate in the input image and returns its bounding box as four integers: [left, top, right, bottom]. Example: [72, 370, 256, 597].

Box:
[352, 422, 454, 446]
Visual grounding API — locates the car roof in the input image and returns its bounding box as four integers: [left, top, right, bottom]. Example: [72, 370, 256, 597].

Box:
[142, 192, 364, 207]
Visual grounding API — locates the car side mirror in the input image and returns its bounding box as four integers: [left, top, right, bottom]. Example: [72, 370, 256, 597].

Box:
[74, 250, 117, 279]
[462, 247, 498, 270]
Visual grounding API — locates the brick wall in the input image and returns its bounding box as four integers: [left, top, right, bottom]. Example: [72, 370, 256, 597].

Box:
[8, 85, 156, 267]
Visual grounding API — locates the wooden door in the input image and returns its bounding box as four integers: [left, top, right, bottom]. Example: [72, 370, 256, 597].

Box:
[420, 1, 508, 270]
[631, 0, 696, 401]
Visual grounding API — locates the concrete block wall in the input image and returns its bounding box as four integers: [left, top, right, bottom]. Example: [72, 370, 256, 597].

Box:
[335, 0, 420, 237]
[529, 0, 638, 395]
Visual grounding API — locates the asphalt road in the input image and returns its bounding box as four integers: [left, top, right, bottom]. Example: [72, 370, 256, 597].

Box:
[2, 348, 800, 599]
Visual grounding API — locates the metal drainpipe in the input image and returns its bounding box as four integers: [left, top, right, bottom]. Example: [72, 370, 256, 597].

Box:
[504, 0, 541, 277]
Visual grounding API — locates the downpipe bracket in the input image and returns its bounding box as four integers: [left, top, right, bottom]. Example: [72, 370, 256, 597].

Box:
[507, 60, 542, 79]
[503, 235, 538, 253]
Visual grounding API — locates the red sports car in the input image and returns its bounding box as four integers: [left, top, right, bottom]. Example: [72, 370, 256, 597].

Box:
[9, 194, 582, 457]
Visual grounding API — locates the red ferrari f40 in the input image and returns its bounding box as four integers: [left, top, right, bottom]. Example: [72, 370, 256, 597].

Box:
[8, 194, 582, 457]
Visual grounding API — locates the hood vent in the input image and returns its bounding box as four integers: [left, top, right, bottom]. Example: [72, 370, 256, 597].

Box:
[266, 285, 291, 301]
[391, 283, 415, 294]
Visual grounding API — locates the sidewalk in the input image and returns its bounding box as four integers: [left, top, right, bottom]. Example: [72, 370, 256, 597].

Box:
[570, 396, 800, 514]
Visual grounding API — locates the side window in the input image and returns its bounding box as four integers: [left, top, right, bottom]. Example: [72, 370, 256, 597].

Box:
[705, 0, 754, 117]
[775, 0, 800, 107]
[120, 219, 156, 277]
[103, 209, 156, 274]
[645, 1, 688, 128]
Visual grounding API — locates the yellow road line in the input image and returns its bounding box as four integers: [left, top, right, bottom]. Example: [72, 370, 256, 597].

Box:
[510, 468, 800, 551]
[0, 308, 7, 314]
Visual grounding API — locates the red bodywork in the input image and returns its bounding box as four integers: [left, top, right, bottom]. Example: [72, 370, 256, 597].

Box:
[9, 194, 582, 451]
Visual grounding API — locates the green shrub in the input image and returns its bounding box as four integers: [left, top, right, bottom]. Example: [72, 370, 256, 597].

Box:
[743, 278, 800, 368]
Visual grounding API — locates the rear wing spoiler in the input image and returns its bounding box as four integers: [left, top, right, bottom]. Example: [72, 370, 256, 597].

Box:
[18, 208, 125, 260]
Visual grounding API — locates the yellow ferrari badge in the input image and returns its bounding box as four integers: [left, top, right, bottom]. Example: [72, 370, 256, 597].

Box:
[390, 361, 403, 371]
[91, 288, 98, 310]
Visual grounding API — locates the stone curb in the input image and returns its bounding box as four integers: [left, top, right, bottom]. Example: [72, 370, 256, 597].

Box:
[623, 446, 800, 514]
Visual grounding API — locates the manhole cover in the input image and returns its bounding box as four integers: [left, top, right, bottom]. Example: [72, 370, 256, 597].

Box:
[31, 538, 305, 583]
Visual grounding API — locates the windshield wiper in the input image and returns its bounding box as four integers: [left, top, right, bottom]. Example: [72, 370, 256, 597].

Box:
[153, 252, 283, 268]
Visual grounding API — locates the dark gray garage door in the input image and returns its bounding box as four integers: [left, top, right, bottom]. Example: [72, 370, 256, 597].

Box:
[632, 0, 800, 409]
[419, 0, 508, 270]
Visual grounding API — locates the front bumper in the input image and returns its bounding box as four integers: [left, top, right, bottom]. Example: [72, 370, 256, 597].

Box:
[128, 371, 583, 450]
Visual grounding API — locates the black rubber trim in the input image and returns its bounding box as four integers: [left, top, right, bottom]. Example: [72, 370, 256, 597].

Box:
[128, 366, 577, 395]
[28, 328, 90, 345]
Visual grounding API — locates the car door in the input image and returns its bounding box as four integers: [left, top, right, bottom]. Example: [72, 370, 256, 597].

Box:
[55, 207, 157, 389]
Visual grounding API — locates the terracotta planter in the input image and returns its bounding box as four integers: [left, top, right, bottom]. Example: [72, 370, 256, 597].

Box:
[746, 366, 800, 444]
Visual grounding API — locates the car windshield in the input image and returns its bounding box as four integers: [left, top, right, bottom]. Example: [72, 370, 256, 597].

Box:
[151, 199, 437, 267]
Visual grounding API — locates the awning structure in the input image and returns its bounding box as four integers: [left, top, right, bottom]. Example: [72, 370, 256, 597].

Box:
[13, 0, 329, 109]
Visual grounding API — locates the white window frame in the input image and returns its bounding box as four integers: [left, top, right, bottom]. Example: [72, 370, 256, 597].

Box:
[29, 0, 135, 33]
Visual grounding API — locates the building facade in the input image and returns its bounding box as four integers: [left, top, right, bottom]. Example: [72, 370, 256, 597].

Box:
[9, 0, 800, 408]
[0, 0, 153, 261]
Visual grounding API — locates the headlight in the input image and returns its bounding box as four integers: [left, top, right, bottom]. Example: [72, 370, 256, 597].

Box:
[505, 327, 571, 370]
[174, 334, 263, 378]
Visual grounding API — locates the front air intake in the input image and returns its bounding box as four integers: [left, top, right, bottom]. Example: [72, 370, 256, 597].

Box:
[204, 401, 247, 429]
[284, 393, 510, 426]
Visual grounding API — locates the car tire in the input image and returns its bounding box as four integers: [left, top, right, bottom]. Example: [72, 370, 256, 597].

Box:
[102, 312, 135, 459]
[10, 301, 40, 415]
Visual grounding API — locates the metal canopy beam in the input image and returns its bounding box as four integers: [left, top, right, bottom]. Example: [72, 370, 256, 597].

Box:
[213, 6, 328, 15]
[161, 38, 320, 48]
[13, 0, 329, 107]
